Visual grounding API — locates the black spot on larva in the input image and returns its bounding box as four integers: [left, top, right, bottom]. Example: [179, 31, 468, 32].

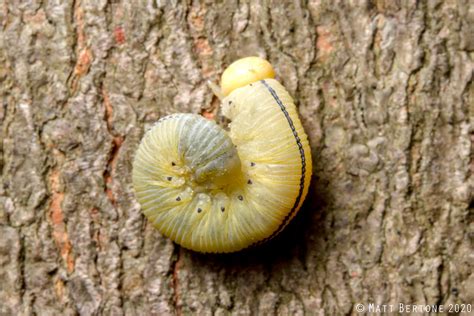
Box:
[171, 162, 176, 166]
[229, 100, 232, 104]
[247, 179, 252, 185]
[221, 207, 225, 212]
[197, 208, 202, 213]
[167, 176, 172, 181]
[176, 197, 181, 201]
[238, 195, 243, 201]
[250, 162, 255, 167]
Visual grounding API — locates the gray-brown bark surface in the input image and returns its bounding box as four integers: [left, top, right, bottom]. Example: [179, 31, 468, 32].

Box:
[0, 0, 473, 315]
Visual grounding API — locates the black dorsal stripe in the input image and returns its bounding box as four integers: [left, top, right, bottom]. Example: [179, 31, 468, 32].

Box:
[254, 80, 306, 245]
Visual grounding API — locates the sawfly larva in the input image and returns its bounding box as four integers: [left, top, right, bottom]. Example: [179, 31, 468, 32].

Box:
[132, 57, 312, 253]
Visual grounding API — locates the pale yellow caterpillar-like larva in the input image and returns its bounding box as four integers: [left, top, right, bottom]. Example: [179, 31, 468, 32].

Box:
[132, 57, 312, 253]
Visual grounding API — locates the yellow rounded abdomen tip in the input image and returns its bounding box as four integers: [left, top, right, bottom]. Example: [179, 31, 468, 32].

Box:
[221, 56, 275, 96]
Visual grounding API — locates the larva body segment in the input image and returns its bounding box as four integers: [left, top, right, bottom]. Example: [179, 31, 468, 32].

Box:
[133, 62, 312, 253]
[222, 79, 312, 243]
[133, 114, 242, 252]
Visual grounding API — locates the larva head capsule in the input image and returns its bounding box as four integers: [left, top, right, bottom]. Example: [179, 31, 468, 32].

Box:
[220, 56, 275, 96]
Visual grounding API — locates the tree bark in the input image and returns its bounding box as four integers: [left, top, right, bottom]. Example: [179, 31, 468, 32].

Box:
[0, 0, 472, 315]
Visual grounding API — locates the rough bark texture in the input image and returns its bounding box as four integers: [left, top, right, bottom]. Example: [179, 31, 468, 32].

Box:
[0, 0, 473, 315]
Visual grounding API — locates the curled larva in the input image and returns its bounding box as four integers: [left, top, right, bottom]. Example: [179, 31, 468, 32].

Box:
[132, 57, 312, 253]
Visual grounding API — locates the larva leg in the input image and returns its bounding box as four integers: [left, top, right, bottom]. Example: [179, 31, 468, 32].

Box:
[207, 80, 224, 101]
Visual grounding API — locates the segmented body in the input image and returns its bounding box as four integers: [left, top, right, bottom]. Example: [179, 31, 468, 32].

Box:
[132, 79, 312, 253]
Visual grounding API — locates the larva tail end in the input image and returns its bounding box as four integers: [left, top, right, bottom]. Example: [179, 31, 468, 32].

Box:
[221, 56, 275, 96]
